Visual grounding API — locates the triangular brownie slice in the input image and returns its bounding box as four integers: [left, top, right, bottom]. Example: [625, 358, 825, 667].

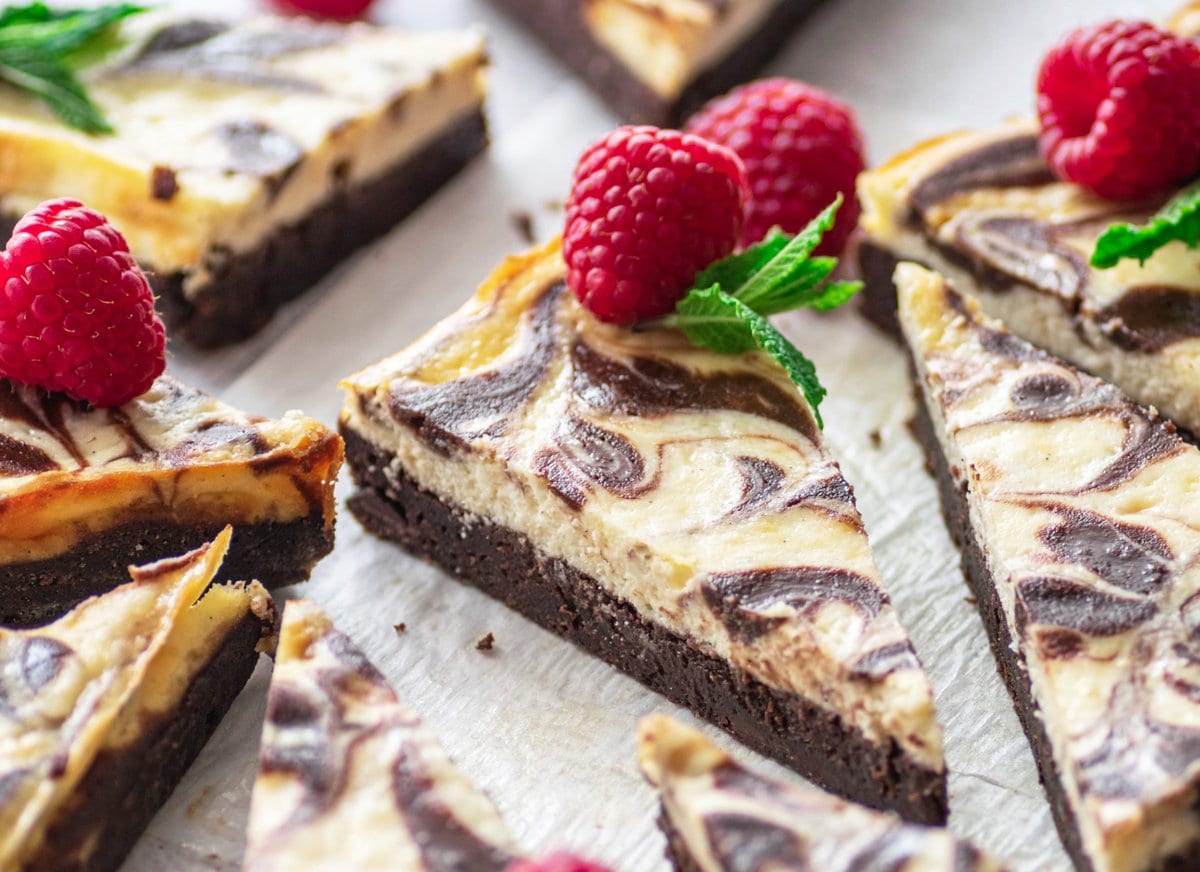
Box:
[897, 262, 1200, 872]
[340, 240, 946, 822]
[0, 528, 275, 872]
[244, 599, 518, 870]
[638, 714, 1002, 871]
[0, 374, 342, 626]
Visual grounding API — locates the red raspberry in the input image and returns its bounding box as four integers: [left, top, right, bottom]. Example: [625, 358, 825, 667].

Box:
[0, 198, 166, 408]
[563, 125, 748, 324]
[507, 853, 612, 872]
[267, 0, 373, 21]
[686, 78, 865, 255]
[1036, 20, 1200, 200]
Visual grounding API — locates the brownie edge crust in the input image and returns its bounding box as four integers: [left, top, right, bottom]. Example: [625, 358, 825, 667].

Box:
[487, 0, 823, 126]
[1, 514, 332, 628]
[342, 427, 948, 824]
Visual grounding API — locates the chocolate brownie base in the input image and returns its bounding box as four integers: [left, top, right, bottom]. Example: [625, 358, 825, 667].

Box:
[657, 811, 705, 872]
[342, 427, 947, 824]
[487, 0, 822, 125]
[857, 239, 908, 340]
[910, 383, 1200, 872]
[0, 110, 488, 348]
[2, 513, 330, 628]
[29, 607, 269, 872]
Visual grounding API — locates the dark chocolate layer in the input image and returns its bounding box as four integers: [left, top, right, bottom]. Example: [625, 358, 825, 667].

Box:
[1, 514, 330, 627]
[28, 605, 269, 872]
[910, 378, 1200, 872]
[342, 427, 947, 824]
[0, 110, 485, 348]
[486, 0, 822, 125]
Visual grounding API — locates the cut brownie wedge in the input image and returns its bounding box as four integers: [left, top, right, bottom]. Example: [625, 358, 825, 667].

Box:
[340, 240, 946, 822]
[897, 262, 1200, 872]
[244, 599, 517, 870]
[0, 13, 488, 346]
[638, 714, 1003, 872]
[0, 375, 342, 627]
[487, 0, 819, 125]
[857, 119, 1200, 438]
[0, 528, 276, 872]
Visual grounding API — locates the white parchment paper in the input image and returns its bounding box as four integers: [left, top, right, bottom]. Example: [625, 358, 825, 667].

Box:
[116, 1, 1181, 869]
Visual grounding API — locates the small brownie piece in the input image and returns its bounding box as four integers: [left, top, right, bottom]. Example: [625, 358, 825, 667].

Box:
[0, 529, 276, 872]
[487, 0, 820, 125]
[638, 715, 1004, 872]
[340, 239, 947, 823]
[0, 375, 341, 627]
[244, 599, 518, 870]
[0, 13, 488, 346]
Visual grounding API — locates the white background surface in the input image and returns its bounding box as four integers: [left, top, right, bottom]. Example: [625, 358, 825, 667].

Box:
[119, 1, 1179, 870]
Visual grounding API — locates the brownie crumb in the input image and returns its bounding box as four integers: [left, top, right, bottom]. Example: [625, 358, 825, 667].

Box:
[393, 622, 407, 634]
[510, 211, 535, 246]
[964, 595, 978, 607]
[151, 166, 179, 201]
[544, 198, 564, 212]
[868, 429, 882, 449]
[475, 632, 495, 651]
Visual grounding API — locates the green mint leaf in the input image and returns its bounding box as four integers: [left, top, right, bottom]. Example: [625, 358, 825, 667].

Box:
[0, 52, 110, 133]
[671, 287, 826, 427]
[694, 229, 790, 292]
[1092, 180, 1200, 268]
[0, 3, 145, 134]
[730, 195, 843, 310]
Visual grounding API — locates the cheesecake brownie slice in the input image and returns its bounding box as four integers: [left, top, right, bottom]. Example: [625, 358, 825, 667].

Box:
[487, 0, 818, 125]
[898, 262, 1200, 872]
[857, 120, 1200, 438]
[0, 13, 487, 346]
[340, 240, 946, 822]
[0, 528, 276, 872]
[638, 715, 1003, 872]
[0, 375, 341, 627]
[245, 599, 517, 871]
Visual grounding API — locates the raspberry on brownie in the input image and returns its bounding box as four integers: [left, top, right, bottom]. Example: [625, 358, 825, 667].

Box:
[1036, 19, 1200, 199]
[563, 126, 747, 323]
[0, 199, 165, 407]
[687, 78, 866, 255]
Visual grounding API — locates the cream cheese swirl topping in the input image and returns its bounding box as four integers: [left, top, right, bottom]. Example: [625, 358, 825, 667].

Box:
[245, 599, 515, 871]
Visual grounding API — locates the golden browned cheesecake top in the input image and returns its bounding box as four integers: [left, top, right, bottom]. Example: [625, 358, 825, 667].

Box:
[0, 375, 342, 564]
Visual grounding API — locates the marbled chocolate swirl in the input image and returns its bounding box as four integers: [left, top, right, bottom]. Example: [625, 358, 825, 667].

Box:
[638, 715, 1003, 872]
[0, 530, 270, 871]
[341, 240, 943, 773]
[898, 263, 1200, 872]
[859, 120, 1200, 436]
[244, 600, 515, 871]
[0, 375, 340, 565]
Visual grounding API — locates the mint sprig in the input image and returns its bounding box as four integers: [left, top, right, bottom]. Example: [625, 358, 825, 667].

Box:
[0, 3, 144, 134]
[1092, 180, 1200, 268]
[655, 195, 861, 428]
